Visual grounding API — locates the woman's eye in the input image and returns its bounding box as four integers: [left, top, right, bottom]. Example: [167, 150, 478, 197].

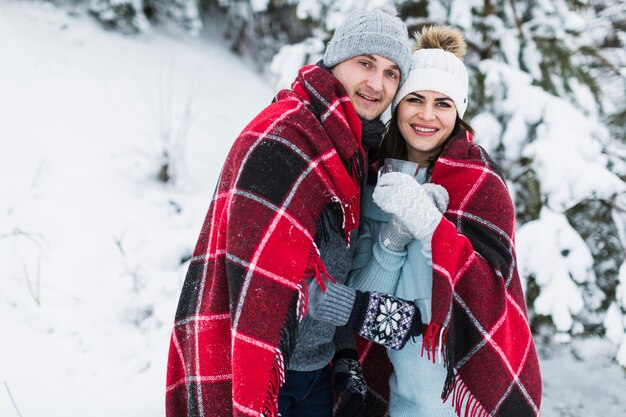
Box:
[436, 102, 451, 108]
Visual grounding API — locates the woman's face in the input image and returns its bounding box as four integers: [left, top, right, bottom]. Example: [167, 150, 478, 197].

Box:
[396, 90, 457, 165]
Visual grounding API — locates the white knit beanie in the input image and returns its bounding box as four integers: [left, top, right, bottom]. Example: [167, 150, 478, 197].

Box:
[323, 8, 412, 85]
[392, 47, 469, 117]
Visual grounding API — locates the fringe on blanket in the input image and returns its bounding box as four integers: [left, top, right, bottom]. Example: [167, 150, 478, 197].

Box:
[446, 375, 490, 417]
[262, 347, 286, 417]
[423, 322, 489, 417]
[304, 242, 335, 292]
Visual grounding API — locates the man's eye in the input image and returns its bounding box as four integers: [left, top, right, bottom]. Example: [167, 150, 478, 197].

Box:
[359, 61, 372, 68]
[386, 71, 399, 79]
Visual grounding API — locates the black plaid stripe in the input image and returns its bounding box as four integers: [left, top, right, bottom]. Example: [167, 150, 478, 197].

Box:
[186, 381, 200, 417]
[236, 139, 309, 206]
[225, 261, 247, 309]
[495, 384, 535, 417]
[175, 261, 206, 320]
[450, 300, 486, 367]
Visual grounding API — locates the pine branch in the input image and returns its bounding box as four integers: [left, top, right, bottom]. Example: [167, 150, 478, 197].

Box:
[508, 0, 523, 38]
[579, 45, 622, 75]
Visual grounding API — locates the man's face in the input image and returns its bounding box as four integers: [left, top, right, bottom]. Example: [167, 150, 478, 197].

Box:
[331, 54, 401, 121]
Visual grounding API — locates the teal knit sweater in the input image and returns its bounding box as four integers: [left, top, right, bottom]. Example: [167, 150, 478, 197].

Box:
[347, 168, 457, 417]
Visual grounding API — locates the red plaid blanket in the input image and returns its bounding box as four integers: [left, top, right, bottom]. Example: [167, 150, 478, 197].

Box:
[166, 64, 364, 417]
[361, 131, 542, 417]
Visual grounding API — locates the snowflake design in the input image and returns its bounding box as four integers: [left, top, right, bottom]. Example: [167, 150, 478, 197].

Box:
[359, 292, 416, 350]
[375, 298, 403, 338]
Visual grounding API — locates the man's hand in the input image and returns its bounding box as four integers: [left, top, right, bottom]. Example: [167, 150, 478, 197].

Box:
[333, 350, 366, 417]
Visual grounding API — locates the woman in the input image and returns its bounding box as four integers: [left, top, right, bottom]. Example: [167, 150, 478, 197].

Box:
[308, 26, 542, 417]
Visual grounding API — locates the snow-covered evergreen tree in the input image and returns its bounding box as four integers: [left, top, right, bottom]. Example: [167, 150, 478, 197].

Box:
[89, 0, 202, 34]
[89, 0, 150, 33]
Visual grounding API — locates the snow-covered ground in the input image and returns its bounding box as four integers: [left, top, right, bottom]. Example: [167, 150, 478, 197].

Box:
[0, 1, 624, 416]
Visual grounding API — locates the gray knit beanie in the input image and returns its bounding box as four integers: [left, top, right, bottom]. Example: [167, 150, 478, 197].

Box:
[323, 8, 412, 84]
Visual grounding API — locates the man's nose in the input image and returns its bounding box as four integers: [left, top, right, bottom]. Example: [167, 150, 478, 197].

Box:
[366, 72, 384, 92]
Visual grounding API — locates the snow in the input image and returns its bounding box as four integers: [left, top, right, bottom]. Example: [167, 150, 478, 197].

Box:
[517, 209, 595, 333]
[471, 111, 502, 155]
[1, 1, 625, 417]
[479, 59, 626, 211]
[540, 337, 626, 417]
[0, 1, 272, 416]
[609, 262, 626, 367]
[269, 37, 325, 90]
[500, 29, 521, 69]
[296, 0, 324, 21]
[427, 1, 448, 23]
[604, 303, 624, 345]
[250, 0, 269, 13]
[448, 0, 472, 29]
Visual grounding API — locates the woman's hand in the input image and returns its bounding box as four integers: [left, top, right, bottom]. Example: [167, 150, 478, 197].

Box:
[373, 172, 446, 253]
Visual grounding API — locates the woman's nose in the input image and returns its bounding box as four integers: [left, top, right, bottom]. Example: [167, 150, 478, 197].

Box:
[419, 104, 435, 120]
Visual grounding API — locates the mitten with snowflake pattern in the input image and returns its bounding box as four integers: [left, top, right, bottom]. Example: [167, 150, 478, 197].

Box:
[345, 290, 422, 350]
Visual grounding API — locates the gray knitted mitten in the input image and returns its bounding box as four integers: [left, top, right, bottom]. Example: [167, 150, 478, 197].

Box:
[373, 172, 444, 254]
[380, 216, 413, 251]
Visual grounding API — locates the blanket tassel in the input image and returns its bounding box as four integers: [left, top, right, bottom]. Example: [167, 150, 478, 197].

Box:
[304, 243, 335, 292]
[445, 375, 488, 417]
[262, 348, 286, 417]
[296, 280, 309, 320]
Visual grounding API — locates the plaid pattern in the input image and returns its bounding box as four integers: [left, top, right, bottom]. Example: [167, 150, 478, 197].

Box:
[166, 64, 364, 417]
[360, 131, 542, 417]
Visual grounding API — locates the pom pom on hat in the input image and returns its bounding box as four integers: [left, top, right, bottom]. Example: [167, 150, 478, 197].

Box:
[417, 25, 467, 59]
[392, 26, 469, 117]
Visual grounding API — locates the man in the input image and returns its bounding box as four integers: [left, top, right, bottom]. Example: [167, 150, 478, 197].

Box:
[165, 8, 411, 417]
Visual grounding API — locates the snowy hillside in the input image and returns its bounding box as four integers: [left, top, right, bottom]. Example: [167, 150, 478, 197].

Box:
[0, 2, 272, 415]
[0, 1, 624, 416]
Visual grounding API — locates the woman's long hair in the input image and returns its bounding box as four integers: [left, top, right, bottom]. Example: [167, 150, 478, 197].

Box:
[377, 108, 475, 180]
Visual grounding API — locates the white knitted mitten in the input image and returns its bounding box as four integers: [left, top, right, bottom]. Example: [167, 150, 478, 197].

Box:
[422, 183, 449, 214]
[373, 172, 444, 253]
